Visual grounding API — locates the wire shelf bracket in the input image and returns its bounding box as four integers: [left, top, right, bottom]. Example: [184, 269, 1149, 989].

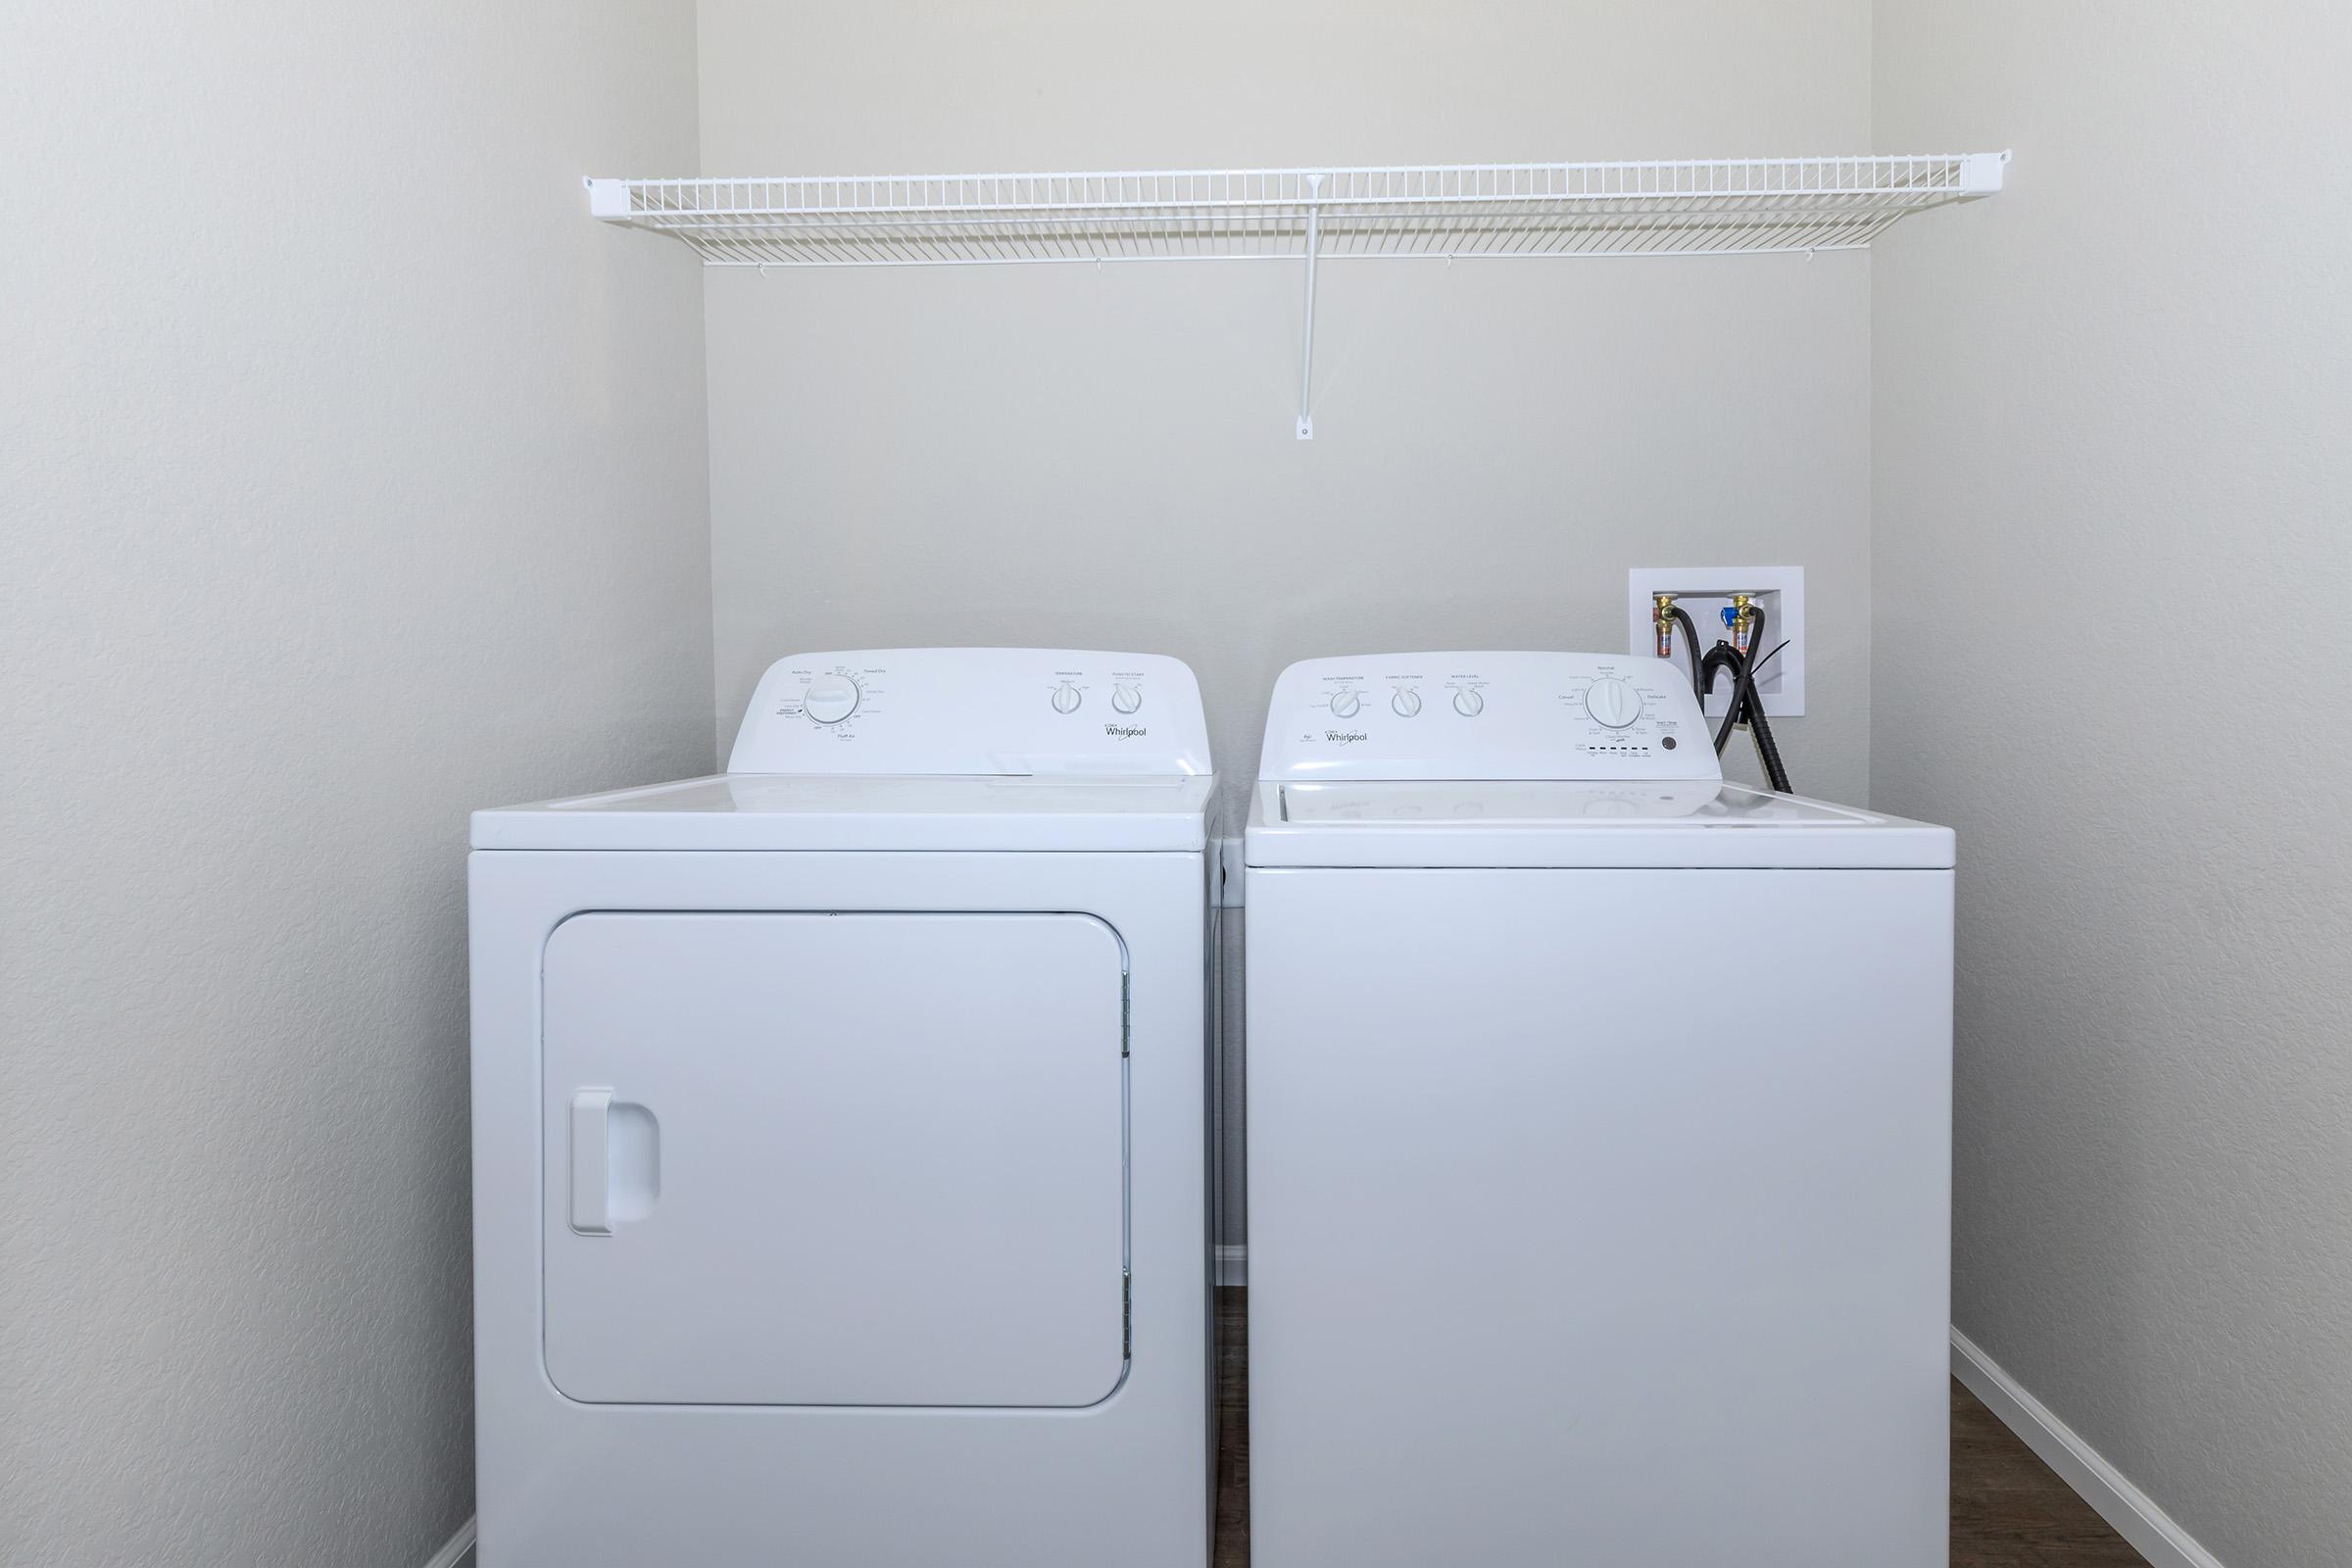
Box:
[586, 152, 2008, 438]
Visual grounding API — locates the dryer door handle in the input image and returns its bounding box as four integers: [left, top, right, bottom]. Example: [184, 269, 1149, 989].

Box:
[569, 1089, 613, 1236]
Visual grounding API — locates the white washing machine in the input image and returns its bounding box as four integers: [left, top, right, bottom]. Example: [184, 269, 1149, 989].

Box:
[1244, 652, 1955, 1568]
[470, 649, 1216, 1567]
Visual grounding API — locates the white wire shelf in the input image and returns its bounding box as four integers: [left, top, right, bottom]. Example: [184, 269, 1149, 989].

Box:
[586, 153, 2008, 436]
[586, 154, 2005, 267]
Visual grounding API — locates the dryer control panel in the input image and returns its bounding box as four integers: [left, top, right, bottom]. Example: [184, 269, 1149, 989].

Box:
[1257, 651, 1721, 782]
[729, 649, 1211, 776]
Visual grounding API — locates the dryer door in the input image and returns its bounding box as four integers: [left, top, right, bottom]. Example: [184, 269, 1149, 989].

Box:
[541, 911, 1128, 1407]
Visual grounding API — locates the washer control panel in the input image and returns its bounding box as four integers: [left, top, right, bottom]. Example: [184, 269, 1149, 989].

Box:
[1257, 651, 1720, 782]
[729, 649, 1211, 776]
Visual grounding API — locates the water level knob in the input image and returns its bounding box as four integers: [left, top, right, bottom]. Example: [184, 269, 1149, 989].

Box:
[1453, 688, 1484, 717]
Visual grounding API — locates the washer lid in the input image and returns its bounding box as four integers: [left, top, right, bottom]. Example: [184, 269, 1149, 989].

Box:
[473, 773, 1215, 852]
[1246, 780, 1953, 869]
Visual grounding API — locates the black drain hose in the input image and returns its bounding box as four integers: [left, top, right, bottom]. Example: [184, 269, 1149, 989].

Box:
[1700, 636, 1793, 795]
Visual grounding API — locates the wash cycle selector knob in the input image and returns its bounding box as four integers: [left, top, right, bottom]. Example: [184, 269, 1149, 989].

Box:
[804, 673, 859, 724]
[1392, 688, 1422, 717]
[1329, 690, 1362, 719]
[1584, 677, 1643, 728]
[1111, 684, 1142, 714]
[1052, 682, 1083, 714]
[1453, 688, 1484, 717]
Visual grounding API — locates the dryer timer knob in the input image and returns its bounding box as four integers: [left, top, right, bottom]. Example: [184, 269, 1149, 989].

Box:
[804, 674, 859, 724]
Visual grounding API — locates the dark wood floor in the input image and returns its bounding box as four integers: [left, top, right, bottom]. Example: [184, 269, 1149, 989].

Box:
[1211, 1288, 2146, 1566]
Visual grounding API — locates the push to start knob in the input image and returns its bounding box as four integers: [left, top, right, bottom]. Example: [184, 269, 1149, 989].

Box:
[1052, 683, 1083, 714]
[1584, 677, 1643, 729]
[1111, 684, 1142, 714]
[804, 673, 859, 724]
[1329, 690, 1362, 719]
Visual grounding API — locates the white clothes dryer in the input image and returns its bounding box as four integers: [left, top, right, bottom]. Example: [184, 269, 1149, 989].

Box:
[1243, 652, 1954, 1568]
[471, 649, 1216, 1566]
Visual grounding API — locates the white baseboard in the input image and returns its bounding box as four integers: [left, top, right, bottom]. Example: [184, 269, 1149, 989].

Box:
[1215, 1243, 1248, 1287]
[419, 1515, 476, 1568]
[1950, 1329, 2226, 1568]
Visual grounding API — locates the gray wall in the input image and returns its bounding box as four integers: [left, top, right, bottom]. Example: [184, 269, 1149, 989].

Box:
[697, 0, 1876, 810]
[0, 6, 709, 1565]
[698, 0, 1877, 1254]
[1873, 6, 2352, 1563]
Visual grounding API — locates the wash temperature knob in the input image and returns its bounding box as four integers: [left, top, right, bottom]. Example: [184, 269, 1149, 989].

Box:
[1584, 678, 1643, 728]
[1392, 688, 1422, 717]
[1111, 684, 1142, 714]
[1453, 688, 1484, 717]
[804, 674, 859, 724]
[1329, 690, 1362, 719]
[1052, 683, 1083, 714]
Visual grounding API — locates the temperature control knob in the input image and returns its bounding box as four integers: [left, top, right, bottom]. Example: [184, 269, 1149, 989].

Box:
[1329, 690, 1362, 719]
[1452, 688, 1484, 717]
[1392, 688, 1422, 717]
[1111, 684, 1142, 714]
[1052, 683, 1083, 714]
[804, 673, 860, 725]
[1584, 677, 1643, 729]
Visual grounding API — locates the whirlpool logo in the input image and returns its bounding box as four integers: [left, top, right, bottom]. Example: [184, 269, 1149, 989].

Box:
[1103, 724, 1148, 740]
[1325, 730, 1369, 744]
